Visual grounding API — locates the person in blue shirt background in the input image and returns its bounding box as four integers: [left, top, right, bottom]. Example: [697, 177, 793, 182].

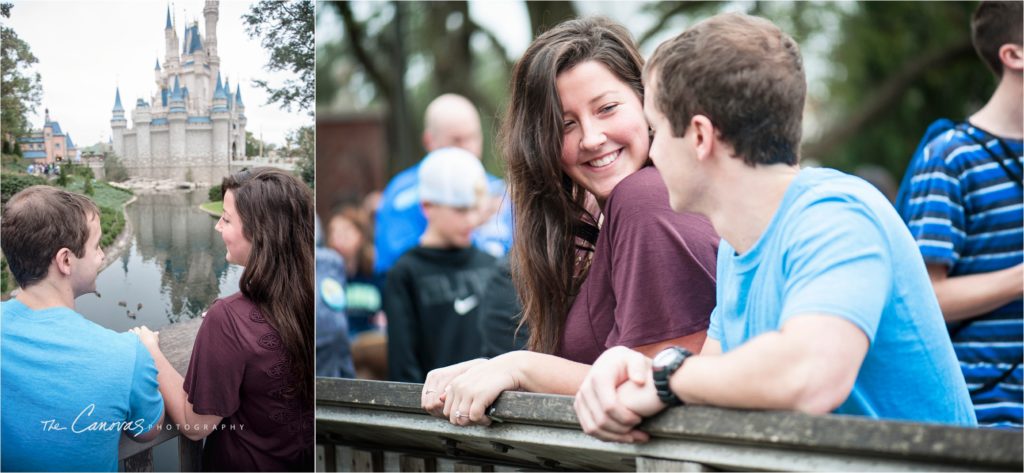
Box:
[374, 93, 513, 276]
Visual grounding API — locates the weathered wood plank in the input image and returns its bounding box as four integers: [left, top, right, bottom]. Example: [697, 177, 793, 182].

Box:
[399, 454, 438, 472]
[636, 457, 712, 472]
[317, 378, 1024, 472]
[353, 448, 384, 472]
[337, 445, 355, 472]
[453, 461, 495, 471]
[122, 447, 154, 472]
[178, 437, 203, 471]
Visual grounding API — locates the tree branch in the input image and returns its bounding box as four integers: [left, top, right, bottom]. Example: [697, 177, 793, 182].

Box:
[802, 37, 974, 160]
[333, 0, 392, 101]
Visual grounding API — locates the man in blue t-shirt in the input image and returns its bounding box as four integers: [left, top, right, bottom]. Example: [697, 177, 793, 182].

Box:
[898, 1, 1023, 429]
[374, 93, 513, 275]
[1, 186, 165, 471]
[573, 13, 976, 444]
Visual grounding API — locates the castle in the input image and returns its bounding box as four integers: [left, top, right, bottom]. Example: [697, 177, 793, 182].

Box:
[111, 0, 246, 183]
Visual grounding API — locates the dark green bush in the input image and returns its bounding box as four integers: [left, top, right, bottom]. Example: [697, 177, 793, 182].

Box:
[1, 173, 47, 205]
[99, 206, 125, 248]
[208, 184, 223, 202]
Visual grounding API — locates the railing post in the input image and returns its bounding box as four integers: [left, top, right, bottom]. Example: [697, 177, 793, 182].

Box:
[178, 436, 203, 471]
[122, 448, 154, 472]
[399, 454, 437, 471]
[352, 448, 384, 471]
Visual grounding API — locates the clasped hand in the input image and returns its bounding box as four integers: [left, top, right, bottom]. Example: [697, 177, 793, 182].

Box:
[574, 346, 667, 443]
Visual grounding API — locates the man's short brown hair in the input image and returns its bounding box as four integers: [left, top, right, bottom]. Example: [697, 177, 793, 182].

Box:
[1, 186, 99, 288]
[646, 12, 806, 167]
[972, 1, 1023, 76]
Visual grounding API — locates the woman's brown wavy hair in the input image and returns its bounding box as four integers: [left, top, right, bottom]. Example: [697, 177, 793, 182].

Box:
[222, 168, 315, 404]
[501, 17, 645, 354]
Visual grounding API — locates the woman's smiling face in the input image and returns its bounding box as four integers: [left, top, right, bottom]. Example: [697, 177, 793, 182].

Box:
[556, 60, 649, 206]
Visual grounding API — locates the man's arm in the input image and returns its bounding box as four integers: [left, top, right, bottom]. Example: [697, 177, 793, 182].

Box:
[670, 314, 868, 413]
[927, 263, 1024, 322]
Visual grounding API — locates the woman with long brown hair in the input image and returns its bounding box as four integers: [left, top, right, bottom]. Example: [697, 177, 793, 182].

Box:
[420, 17, 719, 443]
[133, 168, 314, 470]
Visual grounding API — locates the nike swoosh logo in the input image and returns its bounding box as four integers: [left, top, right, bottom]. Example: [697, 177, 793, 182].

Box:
[453, 295, 479, 315]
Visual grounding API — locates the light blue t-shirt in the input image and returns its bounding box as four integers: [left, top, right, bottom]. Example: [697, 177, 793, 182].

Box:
[1, 299, 164, 472]
[708, 167, 976, 426]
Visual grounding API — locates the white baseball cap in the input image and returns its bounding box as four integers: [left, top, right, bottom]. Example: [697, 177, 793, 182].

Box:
[418, 147, 487, 207]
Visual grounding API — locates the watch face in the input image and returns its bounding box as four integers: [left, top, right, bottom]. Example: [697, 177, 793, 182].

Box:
[653, 348, 680, 368]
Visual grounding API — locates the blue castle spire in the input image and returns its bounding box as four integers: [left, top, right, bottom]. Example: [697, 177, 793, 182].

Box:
[214, 72, 227, 99]
[235, 84, 243, 106]
[165, 5, 172, 29]
[155, 58, 161, 70]
[113, 87, 124, 112]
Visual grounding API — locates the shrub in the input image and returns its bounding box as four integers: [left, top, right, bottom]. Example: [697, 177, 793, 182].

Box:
[99, 206, 125, 248]
[208, 184, 223, 202]
[1, 173, 47, 205]
[103, 153, 130, 182]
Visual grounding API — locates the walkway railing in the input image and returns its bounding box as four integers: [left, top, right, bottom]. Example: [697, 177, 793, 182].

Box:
[117, 317, 204, 472]
[316, 377, 1022, 472]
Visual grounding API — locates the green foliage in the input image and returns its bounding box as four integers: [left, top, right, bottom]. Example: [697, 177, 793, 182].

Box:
[56, 168, 69, 187]
[291, 125, 315, 188]
[208, 184, 223, 202]
[83, 177, 94, 196]
[98, 205, 124, 249]
[103, 153, 129, 182]
[0, 172, 45, 205]
[1, 2, 43, 143]
[820, 1, 987, 177]
[62, 162, 94, 179]
[243, 0, 314, 114]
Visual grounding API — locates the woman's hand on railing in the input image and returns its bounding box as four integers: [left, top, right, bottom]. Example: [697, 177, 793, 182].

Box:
[574, 346, 655, 443]
[130, 326, 161, 357]
[441, 355, 523, 427]
[422, 358, 489, 418]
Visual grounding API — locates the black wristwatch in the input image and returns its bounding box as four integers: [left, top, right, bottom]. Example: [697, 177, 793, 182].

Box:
[652, 346, 692, 406]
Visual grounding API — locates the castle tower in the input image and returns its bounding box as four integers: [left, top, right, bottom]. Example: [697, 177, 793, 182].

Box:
[132, 98, 153, 175]
[164, 6, 180, 70]
[168, 76, 187, 161]
[111, 88, 126, 158]
[154, 59, 161, 89]
[211, 72, 230, 163]
[234, 84, 246, 160]
[204, 0, 221, 102]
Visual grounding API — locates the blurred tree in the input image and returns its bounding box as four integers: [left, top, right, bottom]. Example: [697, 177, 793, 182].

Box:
[319, 0, 989, 184]
[1, 2, 42, 151]
[243, 0, 315, 115]
[292, 125, 315, 188]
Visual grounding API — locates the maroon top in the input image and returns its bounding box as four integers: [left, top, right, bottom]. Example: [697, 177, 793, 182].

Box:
[557, 167, 719, 364]
[184, 292, 313, 471]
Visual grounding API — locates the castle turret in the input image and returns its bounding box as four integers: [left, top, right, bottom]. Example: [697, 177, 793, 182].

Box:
[234, 84, 246, 160]
[111, 88, 127, 158]
[168, 76, 187, 161]
[164, 6, 180, 69]
[212, 72, 230, 163]
[132, 98, 153, 172]
[204, 0, 220, 93]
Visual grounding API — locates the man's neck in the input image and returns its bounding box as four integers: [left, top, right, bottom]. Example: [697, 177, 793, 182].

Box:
[15, 280, 76, 311]
[705, 163, 800, 256]
[969, 74, 1024, 139]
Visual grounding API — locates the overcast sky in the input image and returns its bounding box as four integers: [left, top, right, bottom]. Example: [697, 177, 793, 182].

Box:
[8, 0, 311, 148]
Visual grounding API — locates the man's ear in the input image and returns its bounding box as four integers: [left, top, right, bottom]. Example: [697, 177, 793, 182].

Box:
[53, 248, 74, 277]
[423, 130, 434, 151]
[999, 43, 1024, 73]
[690, 115, 717, 163]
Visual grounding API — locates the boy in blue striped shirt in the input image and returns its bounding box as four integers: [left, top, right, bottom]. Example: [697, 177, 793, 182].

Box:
[900, 1, 1023, 429]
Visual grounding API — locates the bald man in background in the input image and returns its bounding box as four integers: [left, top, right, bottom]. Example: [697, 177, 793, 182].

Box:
[374, 94, 514, 276]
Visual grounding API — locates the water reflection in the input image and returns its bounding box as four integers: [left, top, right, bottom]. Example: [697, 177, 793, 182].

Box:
[76, 190, 242, 332]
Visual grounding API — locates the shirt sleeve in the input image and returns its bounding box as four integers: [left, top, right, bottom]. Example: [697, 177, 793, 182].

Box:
[902, 136, 966, 270]
[127, 338, 164, 436]
[383, 263, 424, 382]
[183, 300, 245, 417]
[779, 198, 892, 343]
[605, 174, 718, 348]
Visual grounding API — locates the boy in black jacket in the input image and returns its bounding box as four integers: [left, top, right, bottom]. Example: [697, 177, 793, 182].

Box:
[384, 147, 496, 382]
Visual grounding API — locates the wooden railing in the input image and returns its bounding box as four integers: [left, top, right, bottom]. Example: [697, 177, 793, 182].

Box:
[316, 378, 1022, 472]
[117, 317, 204, 472]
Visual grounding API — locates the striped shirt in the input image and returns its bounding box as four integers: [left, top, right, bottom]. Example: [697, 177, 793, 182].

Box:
[902, 122, 1023, 429]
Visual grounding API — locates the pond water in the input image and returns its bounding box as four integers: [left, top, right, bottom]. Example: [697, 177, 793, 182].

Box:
[74, 190, 242, 470]
[77, 190, 242, 332]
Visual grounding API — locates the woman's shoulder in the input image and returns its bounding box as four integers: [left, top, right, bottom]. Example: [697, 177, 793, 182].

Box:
[602, 165, 675, 218]
[204, 292, 259, 326]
